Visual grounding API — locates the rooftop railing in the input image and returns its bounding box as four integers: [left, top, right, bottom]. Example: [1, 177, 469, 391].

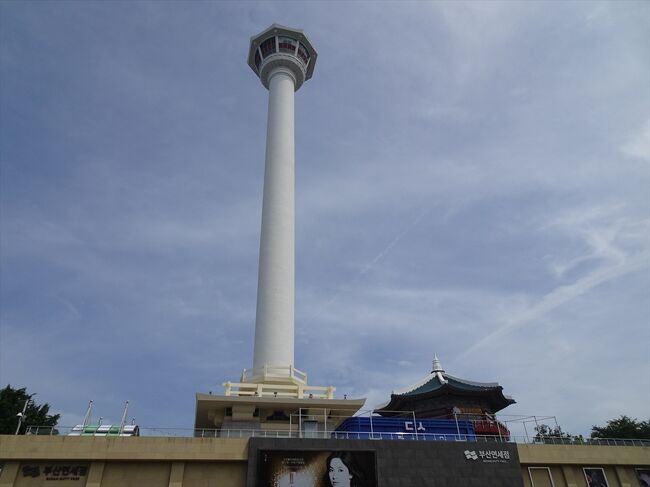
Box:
[21, 425, 650, 447]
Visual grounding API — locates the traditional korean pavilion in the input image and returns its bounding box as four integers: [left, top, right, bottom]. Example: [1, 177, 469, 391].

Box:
[375, 355, 515, 423]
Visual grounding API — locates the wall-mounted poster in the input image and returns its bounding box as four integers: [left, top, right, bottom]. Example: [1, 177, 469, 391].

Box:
[257, 450, 377, 487]
[583, 468, 609, 487]
[637, 469, 650, 487]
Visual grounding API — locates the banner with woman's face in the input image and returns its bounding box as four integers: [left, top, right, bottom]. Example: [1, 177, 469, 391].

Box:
[257, 450, 377, 487]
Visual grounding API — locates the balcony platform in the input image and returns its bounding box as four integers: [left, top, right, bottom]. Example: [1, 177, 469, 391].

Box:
[194, 393, 365, 432]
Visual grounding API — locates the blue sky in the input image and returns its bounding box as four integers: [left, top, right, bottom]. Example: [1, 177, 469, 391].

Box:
[1, 1, 648, 437]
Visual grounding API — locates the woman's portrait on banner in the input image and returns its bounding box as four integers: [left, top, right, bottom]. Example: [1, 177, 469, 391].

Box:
[258, 450, 376, 487]
[325, 451, 367, 487]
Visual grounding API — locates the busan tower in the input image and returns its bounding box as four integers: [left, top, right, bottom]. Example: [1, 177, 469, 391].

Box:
[194, 25, 364, 434]
[248, 24, 314, 380]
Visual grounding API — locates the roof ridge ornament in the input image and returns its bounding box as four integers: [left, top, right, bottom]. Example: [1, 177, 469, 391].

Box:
[432, 354, 444, 373]
[432, 354, 447, 384]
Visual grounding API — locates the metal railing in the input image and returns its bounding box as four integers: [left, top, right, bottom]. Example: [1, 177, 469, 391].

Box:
[240, 364, 307, 384]
[21, 425, 650, 447]
[222, 381, 335, 399]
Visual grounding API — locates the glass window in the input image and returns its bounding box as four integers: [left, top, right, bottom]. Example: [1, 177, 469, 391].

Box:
[278, 36, 297, 54]
[254, 49, 261, 70]
[260, 36, 276, 59]
[297, 43, 310, 64]
[528, 467, 554, 487]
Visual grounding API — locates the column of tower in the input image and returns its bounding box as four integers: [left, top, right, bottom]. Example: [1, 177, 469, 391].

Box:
[253, 64, 296, 370]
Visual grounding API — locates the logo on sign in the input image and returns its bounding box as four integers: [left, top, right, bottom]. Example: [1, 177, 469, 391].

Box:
[464, 450, 478, 460]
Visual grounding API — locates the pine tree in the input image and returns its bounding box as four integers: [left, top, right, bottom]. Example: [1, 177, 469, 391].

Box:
[0, 385, 60, 435]
[591, 415, 650, 439]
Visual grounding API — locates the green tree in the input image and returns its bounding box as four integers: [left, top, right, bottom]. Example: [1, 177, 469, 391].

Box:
[591, 415, 650, 439]
[534, 424, 584, 444]
[534, 424, 565, 439]
[0, 385, 60, 435]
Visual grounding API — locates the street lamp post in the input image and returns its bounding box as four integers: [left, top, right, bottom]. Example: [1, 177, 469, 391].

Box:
[15, 398, 30, 435]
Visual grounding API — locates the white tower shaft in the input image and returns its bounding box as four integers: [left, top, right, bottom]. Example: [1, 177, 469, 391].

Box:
[253, 68, 296, 370]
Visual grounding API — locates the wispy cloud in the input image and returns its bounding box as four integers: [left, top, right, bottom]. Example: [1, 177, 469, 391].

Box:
[459, 204, 649, 359]
[621, 119, 650, 161]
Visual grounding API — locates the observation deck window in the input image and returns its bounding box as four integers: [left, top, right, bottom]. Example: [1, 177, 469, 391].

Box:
[297, 43, 310, 65]
[260, 36, 276, 59]
[278, 36, 297, 54]
[254, 49, 262, 70]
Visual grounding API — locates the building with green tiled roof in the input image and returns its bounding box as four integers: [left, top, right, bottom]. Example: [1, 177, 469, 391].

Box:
[375, 355, 516, 421]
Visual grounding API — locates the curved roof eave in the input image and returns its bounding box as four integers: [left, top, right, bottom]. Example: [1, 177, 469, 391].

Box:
[393, 372, 506, 397]
[372, 399, 391, 411]
[391, 372, 439, 395]
[444, 373, 501, 388]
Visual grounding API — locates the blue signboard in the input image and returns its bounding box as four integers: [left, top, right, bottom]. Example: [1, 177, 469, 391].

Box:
[333, 417, 476, 441]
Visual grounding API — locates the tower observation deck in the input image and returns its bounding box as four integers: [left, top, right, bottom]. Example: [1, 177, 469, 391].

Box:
[247, 24, 317, 91]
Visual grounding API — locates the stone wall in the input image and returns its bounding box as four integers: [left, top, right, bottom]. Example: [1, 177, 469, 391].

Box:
[517, 444, 650, 487]
[0, 435, 647, 487]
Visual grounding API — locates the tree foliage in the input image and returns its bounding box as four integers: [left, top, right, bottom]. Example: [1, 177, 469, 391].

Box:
[591, 415, 650, 439]
[534, 424, 570, 439]
[533, 424, 584, 444]
[0, 385, 60, 435]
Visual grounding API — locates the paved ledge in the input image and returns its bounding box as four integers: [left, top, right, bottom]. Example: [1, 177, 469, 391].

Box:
[517, 443, 650, 465]
[0, 435, 248, 461]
